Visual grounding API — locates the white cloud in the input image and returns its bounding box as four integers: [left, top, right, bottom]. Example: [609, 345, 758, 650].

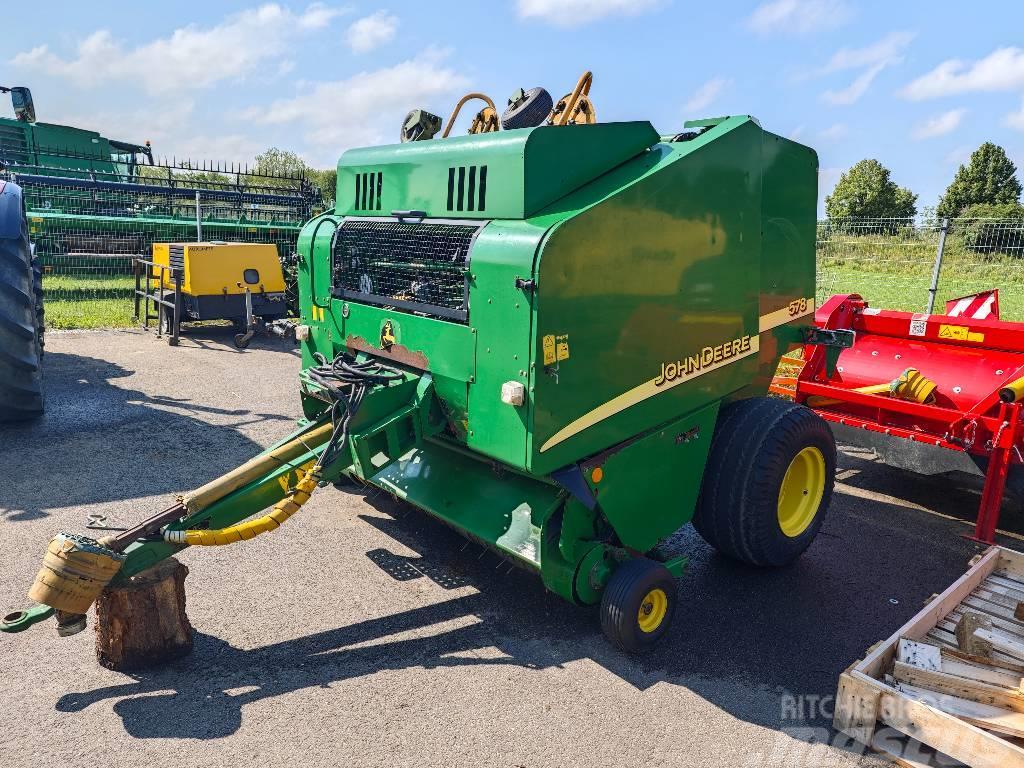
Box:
[821, 62, 886, 105]
[35, 99, 266, 164]
[684, 77, 730, 113]
[817, 31, 913, 106]
[821, 31, 914, 73]
[346, 10, 398, 53]
[248, 50, 468, 160]
[1008, 98, 1024, 131]
[516, 0, 661, 27]
[819, 123, 847, 140]
[912, 108, 966, 140]
[901, 47, 1024, 100]
[747, 0, 851, 35]
[10, 4, 345, 94]
[788, 125, 805, 140]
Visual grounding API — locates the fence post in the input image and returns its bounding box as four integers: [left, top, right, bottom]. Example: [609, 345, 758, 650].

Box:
[926, 217, 949, 314]
[195, 191, 203, 242]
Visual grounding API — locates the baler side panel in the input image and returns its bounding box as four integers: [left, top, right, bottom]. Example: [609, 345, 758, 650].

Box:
[465, 220, 550, 466]
[747, 132, 819, 397]
[529, 118, 765, 474]
[589, 401, 721, 552]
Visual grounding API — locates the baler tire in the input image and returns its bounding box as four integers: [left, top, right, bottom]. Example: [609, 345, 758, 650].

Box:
[501, 87, 554, 130]
[0, 212, 44, 421]
[693, 398, 835, 567]
[599, 558, 676, 653]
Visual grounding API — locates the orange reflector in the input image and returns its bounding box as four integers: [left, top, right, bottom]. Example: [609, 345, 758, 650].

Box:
[591, 467, 603, 484]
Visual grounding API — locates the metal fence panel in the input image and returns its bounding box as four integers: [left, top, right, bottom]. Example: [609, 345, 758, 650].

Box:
[817, 217, 1024, 321]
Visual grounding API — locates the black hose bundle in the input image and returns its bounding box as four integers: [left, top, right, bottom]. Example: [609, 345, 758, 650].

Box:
[307, 351, 405, 470]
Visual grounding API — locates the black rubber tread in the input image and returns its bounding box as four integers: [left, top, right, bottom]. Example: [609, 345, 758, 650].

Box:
[0, 214, 43, 421]
[599, 558, 677, 653]
[693, 398, 835, 567]
[501, 87, 553, 130]
[31, 252, 44, 358]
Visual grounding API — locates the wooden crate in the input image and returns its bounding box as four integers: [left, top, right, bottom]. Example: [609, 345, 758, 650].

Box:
[835, 546, 1024, 768]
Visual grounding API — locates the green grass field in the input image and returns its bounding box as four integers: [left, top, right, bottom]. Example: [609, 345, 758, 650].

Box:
[42, 274, 136, 329]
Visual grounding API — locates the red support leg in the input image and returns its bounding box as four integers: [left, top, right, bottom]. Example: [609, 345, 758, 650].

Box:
[968, 402, 1021, 544]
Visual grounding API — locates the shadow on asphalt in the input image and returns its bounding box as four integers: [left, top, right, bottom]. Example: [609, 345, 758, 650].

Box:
[0, 350, 290, 522]
[833, 447, 1024, 536]
[52, 473, 987, 743]
[150, 324, 302, 354]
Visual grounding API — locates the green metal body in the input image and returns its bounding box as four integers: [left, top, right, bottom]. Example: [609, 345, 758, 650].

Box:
[288, 116, 818, 604]
[83, 116, 816, 610]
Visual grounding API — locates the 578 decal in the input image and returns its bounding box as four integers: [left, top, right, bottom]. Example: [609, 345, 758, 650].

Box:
[788, 297, 809, 316]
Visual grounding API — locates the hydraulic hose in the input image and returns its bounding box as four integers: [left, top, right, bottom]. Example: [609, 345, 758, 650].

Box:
[162, 352, 403, 547]
[164, 466, 319, 546]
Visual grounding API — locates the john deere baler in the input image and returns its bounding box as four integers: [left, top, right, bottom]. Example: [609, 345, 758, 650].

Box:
[5, 114, 843, 653]
[290, 115, 835, 649]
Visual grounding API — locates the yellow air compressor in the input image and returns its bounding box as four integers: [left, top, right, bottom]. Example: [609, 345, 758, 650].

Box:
[146, 242, 289, 348]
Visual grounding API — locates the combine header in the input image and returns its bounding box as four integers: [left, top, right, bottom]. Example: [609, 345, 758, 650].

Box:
[776, 292, 1024, 544]
[0, 87, 322, 289]
[3, 76, 849, 654]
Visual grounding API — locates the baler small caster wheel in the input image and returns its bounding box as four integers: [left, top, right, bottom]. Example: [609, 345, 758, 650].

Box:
[599, 558, 676, 653]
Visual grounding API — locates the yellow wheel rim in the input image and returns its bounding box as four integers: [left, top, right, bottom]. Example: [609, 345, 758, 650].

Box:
[777, 446, 826, 538]
[637, 588, 668, 633]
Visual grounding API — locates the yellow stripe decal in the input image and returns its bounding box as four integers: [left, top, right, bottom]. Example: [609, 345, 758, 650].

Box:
[538, 298, 815, 454]
[758, 297, 816, 333]
[540, 335, 761, 453]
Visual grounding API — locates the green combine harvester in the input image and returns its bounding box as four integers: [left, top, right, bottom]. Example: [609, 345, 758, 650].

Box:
[3, 79, 850, 652]
[0, 86, 322, 419]
[0, 87, 322, 271]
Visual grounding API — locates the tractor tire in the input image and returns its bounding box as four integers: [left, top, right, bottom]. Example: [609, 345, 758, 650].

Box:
[599, 558, 677, 653]
[0, 212, 44, 421]
[693, 397, 835, 567]
[501, 87, 553, 130]
[31, 247, 44, 359]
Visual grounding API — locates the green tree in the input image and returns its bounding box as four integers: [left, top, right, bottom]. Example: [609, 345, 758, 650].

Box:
[825, 159, 918, 224]
[937, 142, 1022, 219]
[253, 147, 336, 204]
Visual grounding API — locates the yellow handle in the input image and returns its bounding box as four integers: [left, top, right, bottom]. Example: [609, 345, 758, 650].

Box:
[1000, 376, 1024, 403]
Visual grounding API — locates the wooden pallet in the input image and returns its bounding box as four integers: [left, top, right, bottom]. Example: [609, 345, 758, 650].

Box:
[835, 546, 1024, 768]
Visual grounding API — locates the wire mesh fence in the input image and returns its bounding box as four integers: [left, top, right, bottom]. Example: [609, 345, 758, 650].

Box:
[4, 159, 322, 328]
[817, 217, 1024, 321]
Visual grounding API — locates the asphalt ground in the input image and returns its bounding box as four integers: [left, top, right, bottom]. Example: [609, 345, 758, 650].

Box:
[2, 328, 1021, 768]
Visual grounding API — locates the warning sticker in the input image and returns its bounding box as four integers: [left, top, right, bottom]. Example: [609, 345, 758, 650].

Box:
[938, 324, 985, 343]
[542, 334, 556, 365]
[909, 314, 929, 337]
[556, 334, 570, 362]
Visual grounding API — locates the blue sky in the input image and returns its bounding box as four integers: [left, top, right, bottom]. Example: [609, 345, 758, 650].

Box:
[5, 0, 1024, 213]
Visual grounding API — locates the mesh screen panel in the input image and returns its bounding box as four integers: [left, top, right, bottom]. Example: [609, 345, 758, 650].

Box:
[332, 219, 479, 322]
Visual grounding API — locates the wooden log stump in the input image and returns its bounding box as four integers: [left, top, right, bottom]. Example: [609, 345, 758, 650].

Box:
[94, 558, 193, 670]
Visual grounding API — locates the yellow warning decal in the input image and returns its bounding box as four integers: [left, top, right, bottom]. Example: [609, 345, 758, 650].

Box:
[938, 324, 984, 343]
[556, 334, 570, 362]
[30, 217, 43, 223]
[542, 334, 556, 365]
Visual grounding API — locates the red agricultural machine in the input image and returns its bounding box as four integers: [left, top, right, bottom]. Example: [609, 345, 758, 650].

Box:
[773, 290, 1024, 544]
